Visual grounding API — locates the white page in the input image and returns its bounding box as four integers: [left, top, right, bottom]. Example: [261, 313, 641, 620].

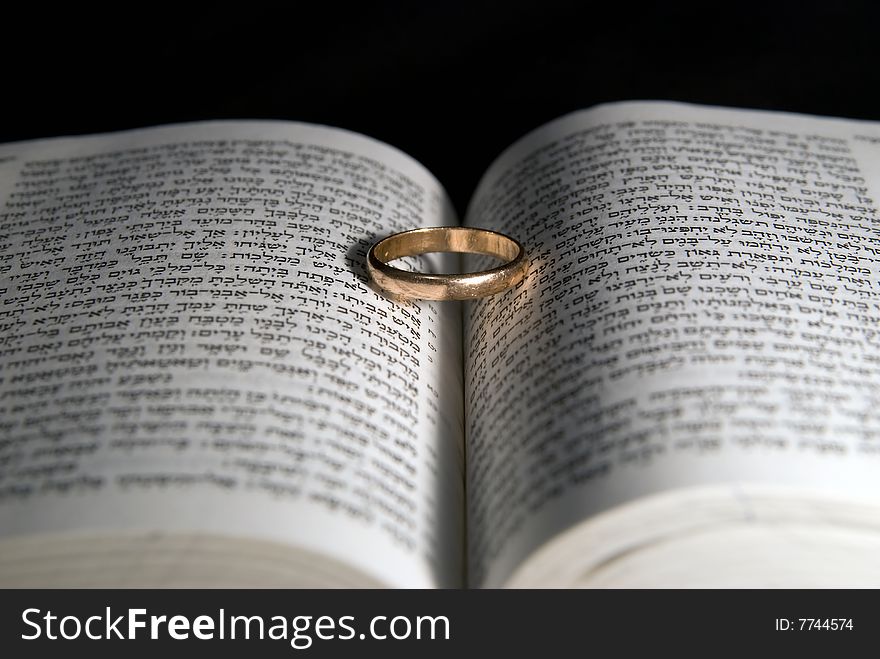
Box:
[463, 101, 880, 586]
[0, 121, 463, 587]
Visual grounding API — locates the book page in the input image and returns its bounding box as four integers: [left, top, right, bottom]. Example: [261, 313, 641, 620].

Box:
[463, 101, 880, 586]
[0, 121, 463, 587]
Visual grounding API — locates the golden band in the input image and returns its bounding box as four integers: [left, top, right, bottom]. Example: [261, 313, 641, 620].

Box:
[366, 227, 528, 301]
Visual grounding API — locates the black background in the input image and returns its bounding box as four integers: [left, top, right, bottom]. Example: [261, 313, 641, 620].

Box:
[2, 1, 879, 215]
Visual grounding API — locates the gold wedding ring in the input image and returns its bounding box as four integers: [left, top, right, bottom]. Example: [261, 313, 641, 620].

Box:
[366, 227, 528, 301]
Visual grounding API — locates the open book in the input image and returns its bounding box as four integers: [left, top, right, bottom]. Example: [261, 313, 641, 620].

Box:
[3, 101, 880, 588]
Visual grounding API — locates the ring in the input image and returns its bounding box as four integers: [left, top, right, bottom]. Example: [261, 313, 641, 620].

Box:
[366, 227, 528, 301]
